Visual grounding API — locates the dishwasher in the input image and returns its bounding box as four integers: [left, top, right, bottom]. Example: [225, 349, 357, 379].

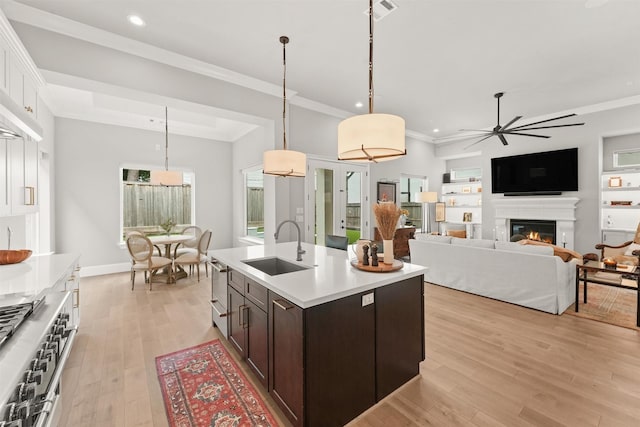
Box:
[209, 258, 228, 338]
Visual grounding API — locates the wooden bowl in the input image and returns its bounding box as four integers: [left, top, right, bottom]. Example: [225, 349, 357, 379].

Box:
[0, 249, 32, 265]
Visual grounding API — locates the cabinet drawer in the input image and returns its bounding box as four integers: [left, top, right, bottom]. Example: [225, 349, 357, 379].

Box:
[228, 269, 244, 293]
[245, 278, 268, 311]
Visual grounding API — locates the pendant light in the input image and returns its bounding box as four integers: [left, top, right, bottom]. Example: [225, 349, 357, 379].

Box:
[338, 0, 406, 162]
[152, 106, 182, 186]
[263, 36, 306, 177]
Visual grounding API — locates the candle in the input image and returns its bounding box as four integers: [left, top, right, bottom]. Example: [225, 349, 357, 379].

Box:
[493, 228, 496, 241]
[562, 232, 566, 242]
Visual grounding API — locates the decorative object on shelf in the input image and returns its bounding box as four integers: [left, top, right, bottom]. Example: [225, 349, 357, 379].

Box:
[416, 192, 438, 234]
[611, 201, 632, 206]
[435, 202, 446, 222]
[377, 182, 396, 203]
[373, 202, 401, 264]
[160, 218, 176, 235]
[337, 0, 405, 162]
[462, 186, 471, 193]
[263, 36, 306, 177]
[463, 212, 473, 222]
[0, 249, 32, 265]
[608, 177, 622, 187]
[461, 92, 585, 149]
[477, 186, 482, 193]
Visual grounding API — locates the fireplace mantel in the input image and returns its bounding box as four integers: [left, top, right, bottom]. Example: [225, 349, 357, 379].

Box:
[494, 197, 579, 249]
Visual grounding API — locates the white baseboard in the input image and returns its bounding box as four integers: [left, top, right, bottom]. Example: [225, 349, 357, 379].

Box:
[80, 262, 129, 277]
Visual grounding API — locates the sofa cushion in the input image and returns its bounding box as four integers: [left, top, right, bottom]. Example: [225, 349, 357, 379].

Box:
[495, 241, 553, 256]
[450, 238, 495, 249]
[415, 234, 452, 244]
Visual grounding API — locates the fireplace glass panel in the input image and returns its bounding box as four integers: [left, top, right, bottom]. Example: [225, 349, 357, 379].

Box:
[510, 219, 556, 244]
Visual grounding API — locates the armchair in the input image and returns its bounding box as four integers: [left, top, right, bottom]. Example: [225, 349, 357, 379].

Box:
[595, 223, 640, 265]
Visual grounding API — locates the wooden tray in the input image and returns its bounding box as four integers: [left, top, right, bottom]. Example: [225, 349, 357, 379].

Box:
[351, 259, 403, 273]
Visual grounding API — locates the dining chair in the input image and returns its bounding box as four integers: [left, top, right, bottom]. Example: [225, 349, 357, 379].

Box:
[126, 233, 173, 290]
[174, 229, 212, 282]
[173, 225, 202, 258]
[326, 234, 349, 251]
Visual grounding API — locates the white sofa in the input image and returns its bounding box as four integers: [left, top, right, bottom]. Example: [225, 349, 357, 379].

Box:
[409, 235, 578, 314]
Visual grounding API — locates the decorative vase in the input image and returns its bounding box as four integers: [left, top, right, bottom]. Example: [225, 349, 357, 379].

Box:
[383, 239, 394, 265]
[398, 215, 407, 228]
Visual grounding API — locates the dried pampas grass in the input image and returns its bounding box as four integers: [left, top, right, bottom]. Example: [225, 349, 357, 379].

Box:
[373, 202, 401, 240]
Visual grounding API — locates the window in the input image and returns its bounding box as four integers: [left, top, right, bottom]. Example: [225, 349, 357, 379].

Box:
[245, 167, 264, 239]
[450, 167, 482, 181]
[121, 168, 194, 240]
[614, 149, 640, 168]
[400, 175, 426, 231]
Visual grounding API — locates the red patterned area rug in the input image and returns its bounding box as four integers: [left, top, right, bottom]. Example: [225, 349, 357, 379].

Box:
[155, 339, 278, 427]
[565, 283, 639, 330]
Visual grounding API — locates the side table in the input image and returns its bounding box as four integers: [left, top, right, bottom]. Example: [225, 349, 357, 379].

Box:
[575, 260, 640, 327]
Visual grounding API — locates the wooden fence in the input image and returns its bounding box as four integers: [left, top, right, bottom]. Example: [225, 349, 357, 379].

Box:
[123, 183, 191, 228]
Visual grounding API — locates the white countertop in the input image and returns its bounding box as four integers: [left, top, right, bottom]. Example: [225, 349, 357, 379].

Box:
[0, 253, 80, 306]
[209, 242, 427, 308]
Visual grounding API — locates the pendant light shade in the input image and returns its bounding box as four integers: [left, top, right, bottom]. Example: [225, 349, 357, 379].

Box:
[338, 0, 405, 162]
[263, 36, 306, 177]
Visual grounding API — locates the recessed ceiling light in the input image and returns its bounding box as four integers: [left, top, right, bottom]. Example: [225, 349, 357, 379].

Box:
[128, 14, 146, 27]
[355, 102, 363, 108]
[433, 128, 439, 133]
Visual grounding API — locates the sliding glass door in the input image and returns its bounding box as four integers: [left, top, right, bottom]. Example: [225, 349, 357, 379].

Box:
[305, 159, 369, 246]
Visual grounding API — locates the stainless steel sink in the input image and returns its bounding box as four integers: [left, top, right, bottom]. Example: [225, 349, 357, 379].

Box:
[242, 257, 310, 276]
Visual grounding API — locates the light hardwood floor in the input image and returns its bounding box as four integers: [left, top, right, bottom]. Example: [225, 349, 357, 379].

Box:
[61, 273, 640, 426]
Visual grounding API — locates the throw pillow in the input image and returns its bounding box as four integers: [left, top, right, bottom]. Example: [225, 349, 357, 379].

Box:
[446, 229, 466, 238]
[624, 243, 640, 256]
[495, 241, 553, 256]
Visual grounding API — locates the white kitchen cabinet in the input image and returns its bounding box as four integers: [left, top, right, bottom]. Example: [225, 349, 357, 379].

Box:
[8, 54, 37, 119]
[0, 138, 9, 216]
[8, 136, 38, 215]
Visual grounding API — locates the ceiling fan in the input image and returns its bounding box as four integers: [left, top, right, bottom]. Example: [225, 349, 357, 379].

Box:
[462, 92, 585, 149]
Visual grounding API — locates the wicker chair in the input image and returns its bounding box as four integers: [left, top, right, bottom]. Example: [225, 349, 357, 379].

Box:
[126, 233, 173, 290]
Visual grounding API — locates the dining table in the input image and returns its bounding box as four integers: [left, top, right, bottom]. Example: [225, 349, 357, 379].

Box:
[148, 234, 193, 283]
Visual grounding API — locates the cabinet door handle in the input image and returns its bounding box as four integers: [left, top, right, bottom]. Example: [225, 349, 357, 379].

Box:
[242, 306, 249, 329]
[73, 288, 80, 309]
[273, 299, 292, 311]
[210, 300, 228, 317]
[238, 304, 245, 326]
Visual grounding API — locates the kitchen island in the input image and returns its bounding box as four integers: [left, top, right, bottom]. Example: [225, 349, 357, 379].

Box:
[209, 242, 427, 427]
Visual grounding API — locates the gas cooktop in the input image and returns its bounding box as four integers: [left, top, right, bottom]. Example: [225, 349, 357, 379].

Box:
[0, 299, 44, 349]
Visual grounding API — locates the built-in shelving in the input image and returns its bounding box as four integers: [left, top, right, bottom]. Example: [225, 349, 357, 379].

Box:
[601, 170, 640, 244]
[440, 180, 482, 238]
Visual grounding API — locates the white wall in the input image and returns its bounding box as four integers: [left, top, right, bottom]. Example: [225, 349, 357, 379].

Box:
[54, 118, 232, 272]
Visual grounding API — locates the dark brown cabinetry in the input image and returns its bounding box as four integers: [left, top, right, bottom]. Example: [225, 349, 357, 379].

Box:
[227, 270, 269, 386]
[269, 275, 424, 427]
[374, 226, 415, 258]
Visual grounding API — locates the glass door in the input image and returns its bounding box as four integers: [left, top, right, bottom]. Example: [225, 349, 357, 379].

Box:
[305, 159, 369, 246]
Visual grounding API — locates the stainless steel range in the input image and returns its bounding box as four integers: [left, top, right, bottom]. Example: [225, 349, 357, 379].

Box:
[0, 292, 77, 427]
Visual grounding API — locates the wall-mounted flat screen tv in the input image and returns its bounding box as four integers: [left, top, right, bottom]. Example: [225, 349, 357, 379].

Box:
[491, 148, 578, 195]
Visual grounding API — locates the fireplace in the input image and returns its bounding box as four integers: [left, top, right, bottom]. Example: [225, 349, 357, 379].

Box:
[511, 219, 556, 244]
[493, 197, 579, 250]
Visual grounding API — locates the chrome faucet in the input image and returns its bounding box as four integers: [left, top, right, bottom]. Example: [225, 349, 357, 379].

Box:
[274, 220, 306, 261]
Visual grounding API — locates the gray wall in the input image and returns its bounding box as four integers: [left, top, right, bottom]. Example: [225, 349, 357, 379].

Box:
[54, 118, 232, 270]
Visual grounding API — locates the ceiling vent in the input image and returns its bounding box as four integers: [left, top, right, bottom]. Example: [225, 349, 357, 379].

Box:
[364, 0, 398, 21]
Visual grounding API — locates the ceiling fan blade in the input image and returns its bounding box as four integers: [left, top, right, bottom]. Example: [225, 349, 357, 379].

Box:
[464, 133, 496, 150]
[500, 116, 523, 131]
[502, 131, 551, 138]
[498, 134, 509, 146]
[507, 123, 585, 131]
[508, 113, 578, 131]
[458, 129, 494, 133]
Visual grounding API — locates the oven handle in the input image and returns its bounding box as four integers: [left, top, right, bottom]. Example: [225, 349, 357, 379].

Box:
[212, 262, 227, 273]
[33, 326, 78, 427]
